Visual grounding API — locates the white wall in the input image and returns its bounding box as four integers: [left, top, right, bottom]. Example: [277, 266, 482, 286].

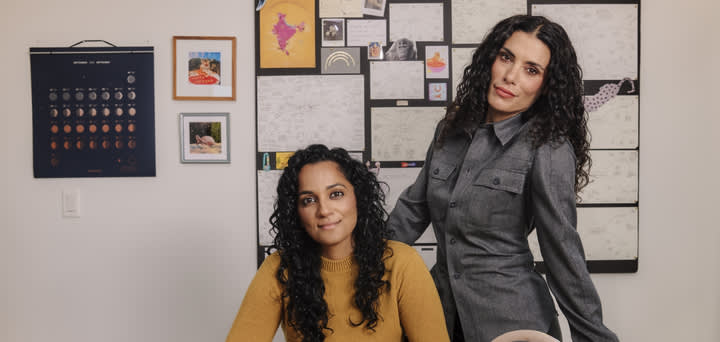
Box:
[1, 0, 719, 341]
[1, 0, 256, 341]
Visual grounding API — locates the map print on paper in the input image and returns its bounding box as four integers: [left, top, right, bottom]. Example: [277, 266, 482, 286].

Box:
[260, 0, 316, 68]
[529, 207, 638, 261]
[532, 4, 638, 80]
[587, 95, 639, 149]
[257, 75, 365, 151]
[273, 13, 305, 55]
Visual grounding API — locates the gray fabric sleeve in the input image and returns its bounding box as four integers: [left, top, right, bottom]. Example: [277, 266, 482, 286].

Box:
[386, 124, 441, 244]
[531, 141, 619, 342]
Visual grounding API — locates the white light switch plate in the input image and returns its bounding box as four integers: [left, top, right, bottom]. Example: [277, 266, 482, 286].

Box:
[62, 190, 80, 217]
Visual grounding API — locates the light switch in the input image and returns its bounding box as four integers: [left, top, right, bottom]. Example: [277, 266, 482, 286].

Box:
[62, 190, 80, 217]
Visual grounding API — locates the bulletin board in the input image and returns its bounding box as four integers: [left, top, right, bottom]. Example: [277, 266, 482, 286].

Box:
[255, 0, 640, 273]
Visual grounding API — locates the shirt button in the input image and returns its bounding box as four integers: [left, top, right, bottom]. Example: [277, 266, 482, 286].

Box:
[433, 168, 439, 175]
[449, 201, 456, 208]
[492, 177, 500, 185]
[453, 273, 461, 279]
[450, 238, 456, 245]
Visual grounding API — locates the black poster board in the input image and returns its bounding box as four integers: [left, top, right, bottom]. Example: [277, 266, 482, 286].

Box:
[30, 46, 156, 178]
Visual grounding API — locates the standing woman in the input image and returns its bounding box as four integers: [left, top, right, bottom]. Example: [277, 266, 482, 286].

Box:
[387, 15, 619, 342]
[227, 145, 449, 342]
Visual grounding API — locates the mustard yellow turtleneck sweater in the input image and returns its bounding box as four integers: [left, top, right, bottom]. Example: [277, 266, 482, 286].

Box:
[226, 240, 450, 342]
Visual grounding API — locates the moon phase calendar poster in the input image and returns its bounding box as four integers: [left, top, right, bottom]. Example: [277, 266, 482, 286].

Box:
[259, 0, 316, 68]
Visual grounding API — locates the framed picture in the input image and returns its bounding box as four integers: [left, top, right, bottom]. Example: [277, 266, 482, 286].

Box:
[173, 36, 236, 100]
[179, 113, 230, 163]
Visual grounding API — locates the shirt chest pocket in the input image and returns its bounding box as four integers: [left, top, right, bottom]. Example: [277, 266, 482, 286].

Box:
[429, 163, 456, 181]
[474, 168, 526, 194]
[471, 168, 527, 218]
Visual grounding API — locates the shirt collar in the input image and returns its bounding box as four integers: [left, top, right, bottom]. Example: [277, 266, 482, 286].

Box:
[488, 112, 527, 146]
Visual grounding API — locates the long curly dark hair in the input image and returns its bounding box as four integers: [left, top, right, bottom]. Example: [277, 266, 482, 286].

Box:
[443, 15, 591, 194]
[269, 144, 393, 342]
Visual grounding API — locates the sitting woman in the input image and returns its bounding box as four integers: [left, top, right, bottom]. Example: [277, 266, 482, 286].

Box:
[226, 144, 449, 342]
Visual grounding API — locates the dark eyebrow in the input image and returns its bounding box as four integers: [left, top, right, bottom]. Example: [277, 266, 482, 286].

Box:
[298, 183, 348, 196]
[500, 47, 546, 72]
[326, 183, 348, 190]
[500, 47, 515, 58]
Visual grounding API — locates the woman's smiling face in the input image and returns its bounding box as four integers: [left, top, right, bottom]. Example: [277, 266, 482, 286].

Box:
[297, 161, 358, 260]
[486, 30, 551, 123]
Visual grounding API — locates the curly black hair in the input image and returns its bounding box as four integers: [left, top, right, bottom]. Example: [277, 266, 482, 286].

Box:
[269, 144, 393, 342]
[443, 15, 591, 194]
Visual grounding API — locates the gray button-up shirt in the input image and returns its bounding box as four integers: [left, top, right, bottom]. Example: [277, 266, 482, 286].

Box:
[387, 113, 618, 342]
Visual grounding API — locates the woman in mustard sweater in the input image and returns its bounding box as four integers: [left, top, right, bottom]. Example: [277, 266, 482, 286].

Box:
[226, 144, 449, 342]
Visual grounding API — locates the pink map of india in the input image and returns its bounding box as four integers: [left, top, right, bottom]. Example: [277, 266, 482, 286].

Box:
[272, 13, 305, 55]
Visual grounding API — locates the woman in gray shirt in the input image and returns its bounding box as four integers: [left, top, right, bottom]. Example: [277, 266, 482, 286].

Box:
[387, 15, 618, 342]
